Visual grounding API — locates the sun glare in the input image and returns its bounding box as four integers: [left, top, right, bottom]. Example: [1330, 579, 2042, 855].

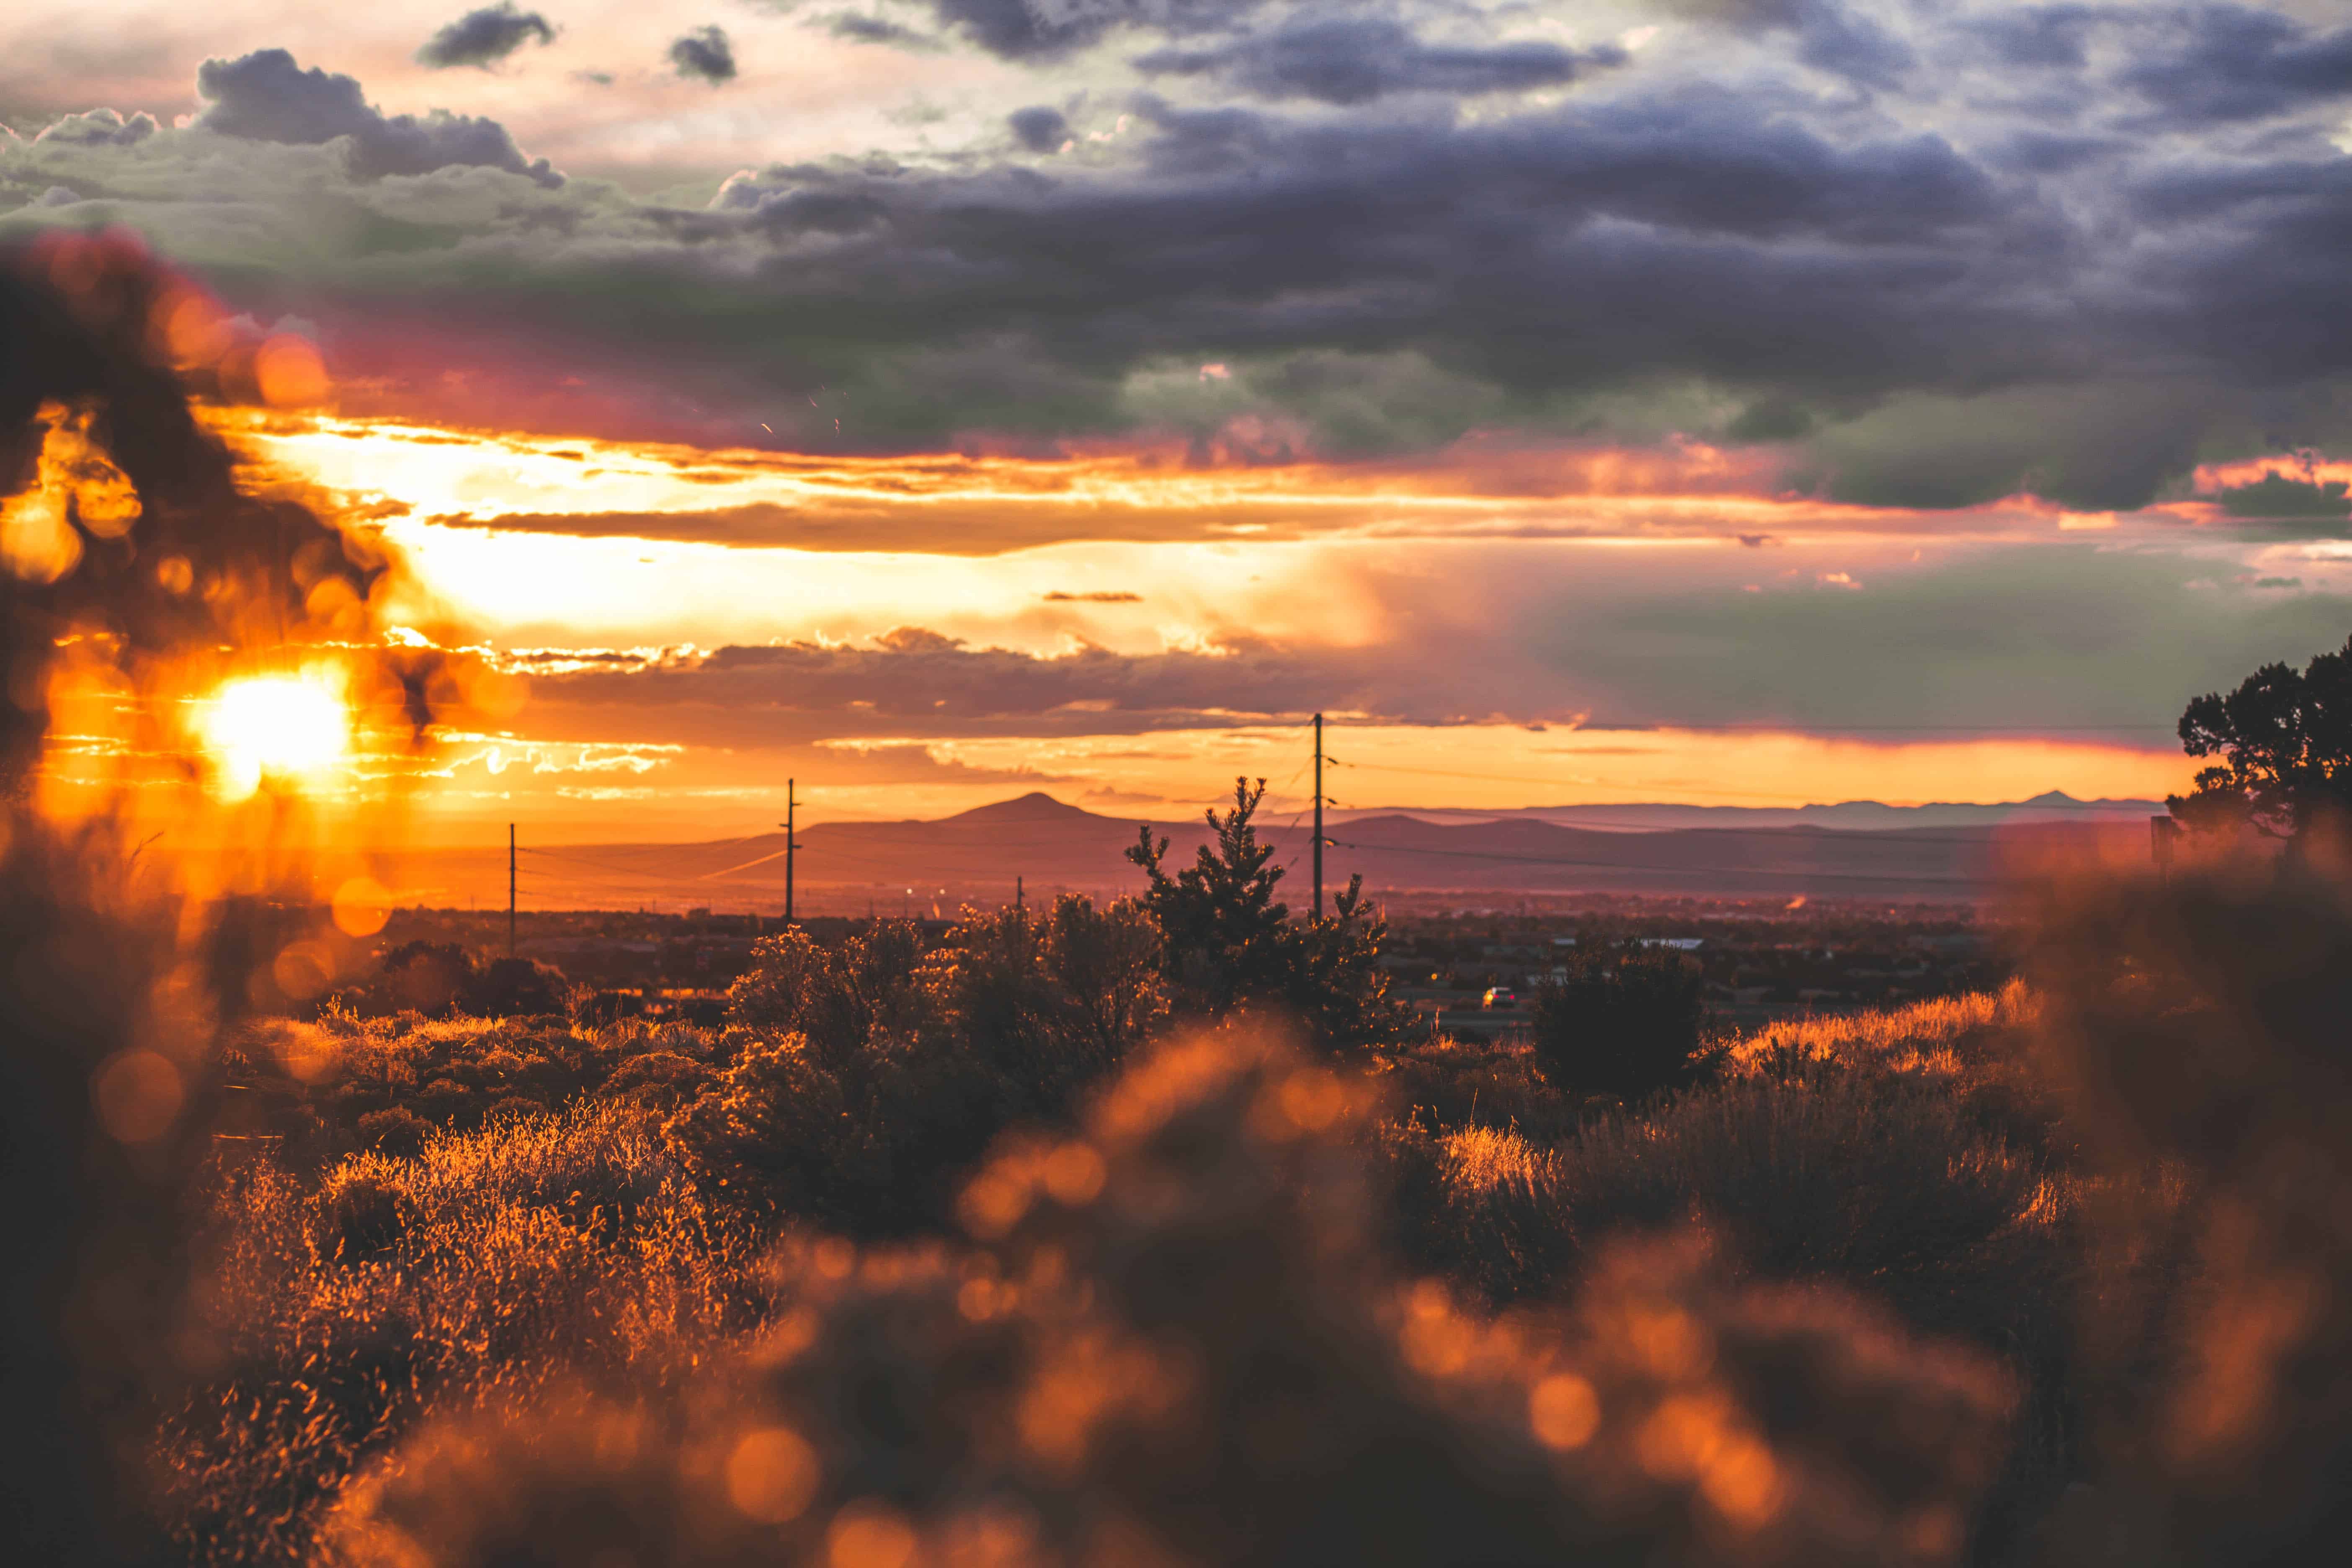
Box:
[197, 675, 353, 801]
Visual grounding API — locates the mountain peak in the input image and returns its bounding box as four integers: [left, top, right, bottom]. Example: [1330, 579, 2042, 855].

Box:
[942, 792, 1099, 826]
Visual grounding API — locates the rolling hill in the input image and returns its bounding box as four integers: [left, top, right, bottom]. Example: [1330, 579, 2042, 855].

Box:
[371, 791, 2159, 913]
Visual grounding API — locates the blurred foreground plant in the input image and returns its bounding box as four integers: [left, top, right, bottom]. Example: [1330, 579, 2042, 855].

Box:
[330, 1025, 2015, 1568]
[2026, 864, 2352, 1565]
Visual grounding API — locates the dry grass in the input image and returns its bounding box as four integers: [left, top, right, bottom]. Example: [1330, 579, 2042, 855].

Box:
[1369, 1032, 1582, 1144]
[1729, 983, 2036, 1081]
[159, 1103, 767, 1567]
[325, 1028, 2017, 1568]
[1378, 987, 2086, 1558]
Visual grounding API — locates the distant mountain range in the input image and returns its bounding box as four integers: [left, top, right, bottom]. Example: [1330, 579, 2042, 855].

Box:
[383, 791, 2164, 913]
[1334, 791, 2166, 832]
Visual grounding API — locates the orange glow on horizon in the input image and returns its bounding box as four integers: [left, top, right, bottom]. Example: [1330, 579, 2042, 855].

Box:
[164, 405, 2218, 844]
[366, 720, 2197, 848]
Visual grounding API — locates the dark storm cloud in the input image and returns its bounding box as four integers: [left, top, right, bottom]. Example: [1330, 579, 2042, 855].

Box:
[1135, 18, 1625, 105]
[1965, 5, 2101, 71]
[184, 59, 2330, 506]
[823, 12, 944, 49]
[669, 26, 738, 83]
[194, 48, 562, 186]
[632, 95, 2029, 459]
[1662, 0, 1916, 89]
[2215, 471, 2352, 522]
[2117, 3, 2352, 125]
[923, 0, 1270, 62]
[22, 5, 2352, 513]
[1008, 105, 1070, 152]
[416, 5, 558, 71]
[1795, 382, 2226, 513]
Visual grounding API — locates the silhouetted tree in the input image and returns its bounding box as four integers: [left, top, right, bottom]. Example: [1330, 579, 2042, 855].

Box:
[462, 956, 571, 1019]
[1530, 941, 1720, 1100]
[1128, 778, 1408, 1049]
[1287, 872, 1413, 1051]
[1128, 777, 1294, 1014]
[2171, 633, 2352, 841]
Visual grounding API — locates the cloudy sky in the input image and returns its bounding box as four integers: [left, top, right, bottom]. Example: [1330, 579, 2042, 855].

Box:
[8, 0, 2352, 841]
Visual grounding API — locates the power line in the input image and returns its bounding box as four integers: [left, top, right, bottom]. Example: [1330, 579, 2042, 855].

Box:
[515, 846, 701, 881]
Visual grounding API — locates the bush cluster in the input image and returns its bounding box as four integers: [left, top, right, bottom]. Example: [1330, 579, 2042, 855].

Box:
[1529, 941, 1725, 1101]
[668, 899, 1166, 1235]
[325, 941, 573, 1019]
[327, 1029, 2017, 1568]
[230, 1013, 725, 1158]
[153, 858, 2352, 1568]
[161, 1103, 764, 1566]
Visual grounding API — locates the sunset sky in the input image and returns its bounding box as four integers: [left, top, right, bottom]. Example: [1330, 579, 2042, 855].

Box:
[8, 1, 2352, 841]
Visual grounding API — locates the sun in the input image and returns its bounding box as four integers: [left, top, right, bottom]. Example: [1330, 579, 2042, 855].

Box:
[197, 675, 353, 800]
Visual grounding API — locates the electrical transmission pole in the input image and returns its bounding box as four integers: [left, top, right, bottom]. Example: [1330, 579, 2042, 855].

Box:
[1313, 712, 1325, 921]
[781, 779, 799, 926]
[508, 822, 516, 958]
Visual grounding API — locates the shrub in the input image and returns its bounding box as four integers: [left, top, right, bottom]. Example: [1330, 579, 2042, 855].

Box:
[1531, 943, 1722, 1100]
[312, 1166, 421, 1260]
[1730, 982, 2070, 1167]
[1547, 1070, 2070, 1361]
[725, 920, 932, 1050]
[460, 957, 571, 1019]
[681, 902, 1163, 1234]
[371, 940, 474, 1016]
[1042, 892, 1171, 1063]
[1371, 1117, 1582, 1308]
[665, 1030, 902, 1228]
[1370, 1032, 1580, 1145]
[924, 896, 1168, 1097]
[596, 1050, 710, 1112]
[159, 1104, 762, 1566]
[2024, 864, 2352, 1564]
[331, 1029, 2018, 1568]
[354, 1106, 429, 1159]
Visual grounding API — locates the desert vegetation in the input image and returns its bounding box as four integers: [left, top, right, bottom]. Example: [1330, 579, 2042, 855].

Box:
[70, 781, 2333, 1565]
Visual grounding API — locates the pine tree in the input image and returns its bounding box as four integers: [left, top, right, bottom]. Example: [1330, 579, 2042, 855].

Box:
[1129, 777, 1292, 1014]
[1128, 778, 1410, 1049]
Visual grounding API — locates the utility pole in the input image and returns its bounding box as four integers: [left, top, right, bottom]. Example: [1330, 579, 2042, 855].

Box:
[1313, 712, 1325, 921]
[781, 779, 799, 926]
[1016, 874, 1024, 914]
[507, 823, 516, 958]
